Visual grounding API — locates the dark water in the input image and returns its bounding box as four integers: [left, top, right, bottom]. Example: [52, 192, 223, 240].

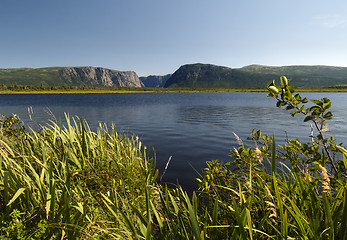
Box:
[1, 92, 346, 191]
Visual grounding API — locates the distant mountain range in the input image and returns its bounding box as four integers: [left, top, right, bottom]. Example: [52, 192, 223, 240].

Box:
[1, 64, 347, 88]
[164, 63, 347, 88]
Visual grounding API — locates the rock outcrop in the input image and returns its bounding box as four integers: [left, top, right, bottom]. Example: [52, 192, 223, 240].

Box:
[59, 67, 144, 87]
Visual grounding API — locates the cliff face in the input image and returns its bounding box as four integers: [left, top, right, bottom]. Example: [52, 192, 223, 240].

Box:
[139, 74, 172, 87]
[60, 67, 144, 87]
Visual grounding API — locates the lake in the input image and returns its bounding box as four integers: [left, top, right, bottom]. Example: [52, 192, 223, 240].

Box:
[1, 92, 347, 192]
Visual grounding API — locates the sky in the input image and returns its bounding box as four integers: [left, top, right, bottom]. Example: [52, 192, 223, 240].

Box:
[1, 0, 347, 76]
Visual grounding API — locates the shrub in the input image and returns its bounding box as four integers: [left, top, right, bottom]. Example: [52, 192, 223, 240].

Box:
[196, 76, 347, 239]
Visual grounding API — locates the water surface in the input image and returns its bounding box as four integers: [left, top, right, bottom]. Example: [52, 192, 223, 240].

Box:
[1, 92, 346, 191]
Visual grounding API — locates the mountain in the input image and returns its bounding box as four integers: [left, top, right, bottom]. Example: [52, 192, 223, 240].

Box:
[0, 66, 144, 87]
[164, 63, 347, 88]
[3, 64, 347, 89]
[139, 74, 172, 87]
[164, 63, 277, 88]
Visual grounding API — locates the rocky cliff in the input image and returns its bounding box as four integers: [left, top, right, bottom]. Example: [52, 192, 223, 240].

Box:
[0, 66, 144, 87]
[60, 67, 144, 87]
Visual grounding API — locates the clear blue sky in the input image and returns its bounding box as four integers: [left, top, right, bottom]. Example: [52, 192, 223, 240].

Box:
[1, 0, 347, 76]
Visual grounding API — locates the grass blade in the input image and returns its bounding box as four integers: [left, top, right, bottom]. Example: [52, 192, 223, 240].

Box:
[271, 132, 276, 175]
[7, 187, 26, 206]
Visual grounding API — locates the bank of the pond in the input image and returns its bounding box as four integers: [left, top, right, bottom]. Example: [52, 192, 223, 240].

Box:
[0, 88, 267, 94]
[2, 86, 347, 94]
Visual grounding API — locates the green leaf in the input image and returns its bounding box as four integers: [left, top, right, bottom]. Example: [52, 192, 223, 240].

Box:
[3, 171, 9, 204]
[246, 208, 253, 240]
[276, 101, 287, 108]
[322, 192, 334, 239]
[183, 190, 201, 240]
[323, 111, 333, 120]
[7, 188, 26, 206]
[294, 93, 301, 100]
[280, 76, 288, 87]
[269, 86, 279, 95]
[285, 105, 294, 110]
[336, 146, 347, 169]
[322, 100, 332, 110]
[150, 200, 163, 230]
[304, 115, 315, 122]
[212, 198, 218, 226]
[145, 221, 152, 240]
[282, 89, 293, 101]
[271, 133, 276, 175]
[267, 80, 275, 88]
[287, 85, 295, 93]
[310, 99, 322, 105]
[309, 106, 321, 111]
[338, 189, 347, 239]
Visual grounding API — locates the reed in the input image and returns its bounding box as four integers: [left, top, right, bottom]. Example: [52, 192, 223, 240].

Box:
[0, 114, 157, 239]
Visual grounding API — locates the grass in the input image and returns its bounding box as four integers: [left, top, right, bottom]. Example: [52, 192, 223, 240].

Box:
[1, 78, 347, 239]
[0, 115, 158, 239]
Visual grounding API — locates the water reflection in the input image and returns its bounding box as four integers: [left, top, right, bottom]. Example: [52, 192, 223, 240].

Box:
[178, 105, 233, 125]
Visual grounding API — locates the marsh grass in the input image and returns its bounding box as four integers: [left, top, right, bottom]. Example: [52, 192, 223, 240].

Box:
[0, 114, 157, 239]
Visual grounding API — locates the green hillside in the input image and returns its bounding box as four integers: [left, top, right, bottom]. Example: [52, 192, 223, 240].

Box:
[241, 64, 347, 77]
[164, 64, 278, 88]
[0, 67, 66, 86]
[164, 63, 347, 88]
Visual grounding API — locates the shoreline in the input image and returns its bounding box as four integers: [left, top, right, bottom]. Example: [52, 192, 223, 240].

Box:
[2, 87, 347, 94]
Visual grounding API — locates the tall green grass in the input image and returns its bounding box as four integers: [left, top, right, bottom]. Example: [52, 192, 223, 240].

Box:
[0, 114, 157, 239]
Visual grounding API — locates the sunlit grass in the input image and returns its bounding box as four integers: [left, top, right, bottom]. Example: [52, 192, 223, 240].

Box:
[0, 114, 157, 239]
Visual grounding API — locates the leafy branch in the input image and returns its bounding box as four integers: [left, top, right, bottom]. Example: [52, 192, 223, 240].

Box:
[267, 76, 344, 177]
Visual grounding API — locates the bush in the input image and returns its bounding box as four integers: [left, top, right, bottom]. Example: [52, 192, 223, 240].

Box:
[196, 76, 347, 239]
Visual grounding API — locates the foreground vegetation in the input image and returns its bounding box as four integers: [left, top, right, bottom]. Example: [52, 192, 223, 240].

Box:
[1, 76, 347, 239]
